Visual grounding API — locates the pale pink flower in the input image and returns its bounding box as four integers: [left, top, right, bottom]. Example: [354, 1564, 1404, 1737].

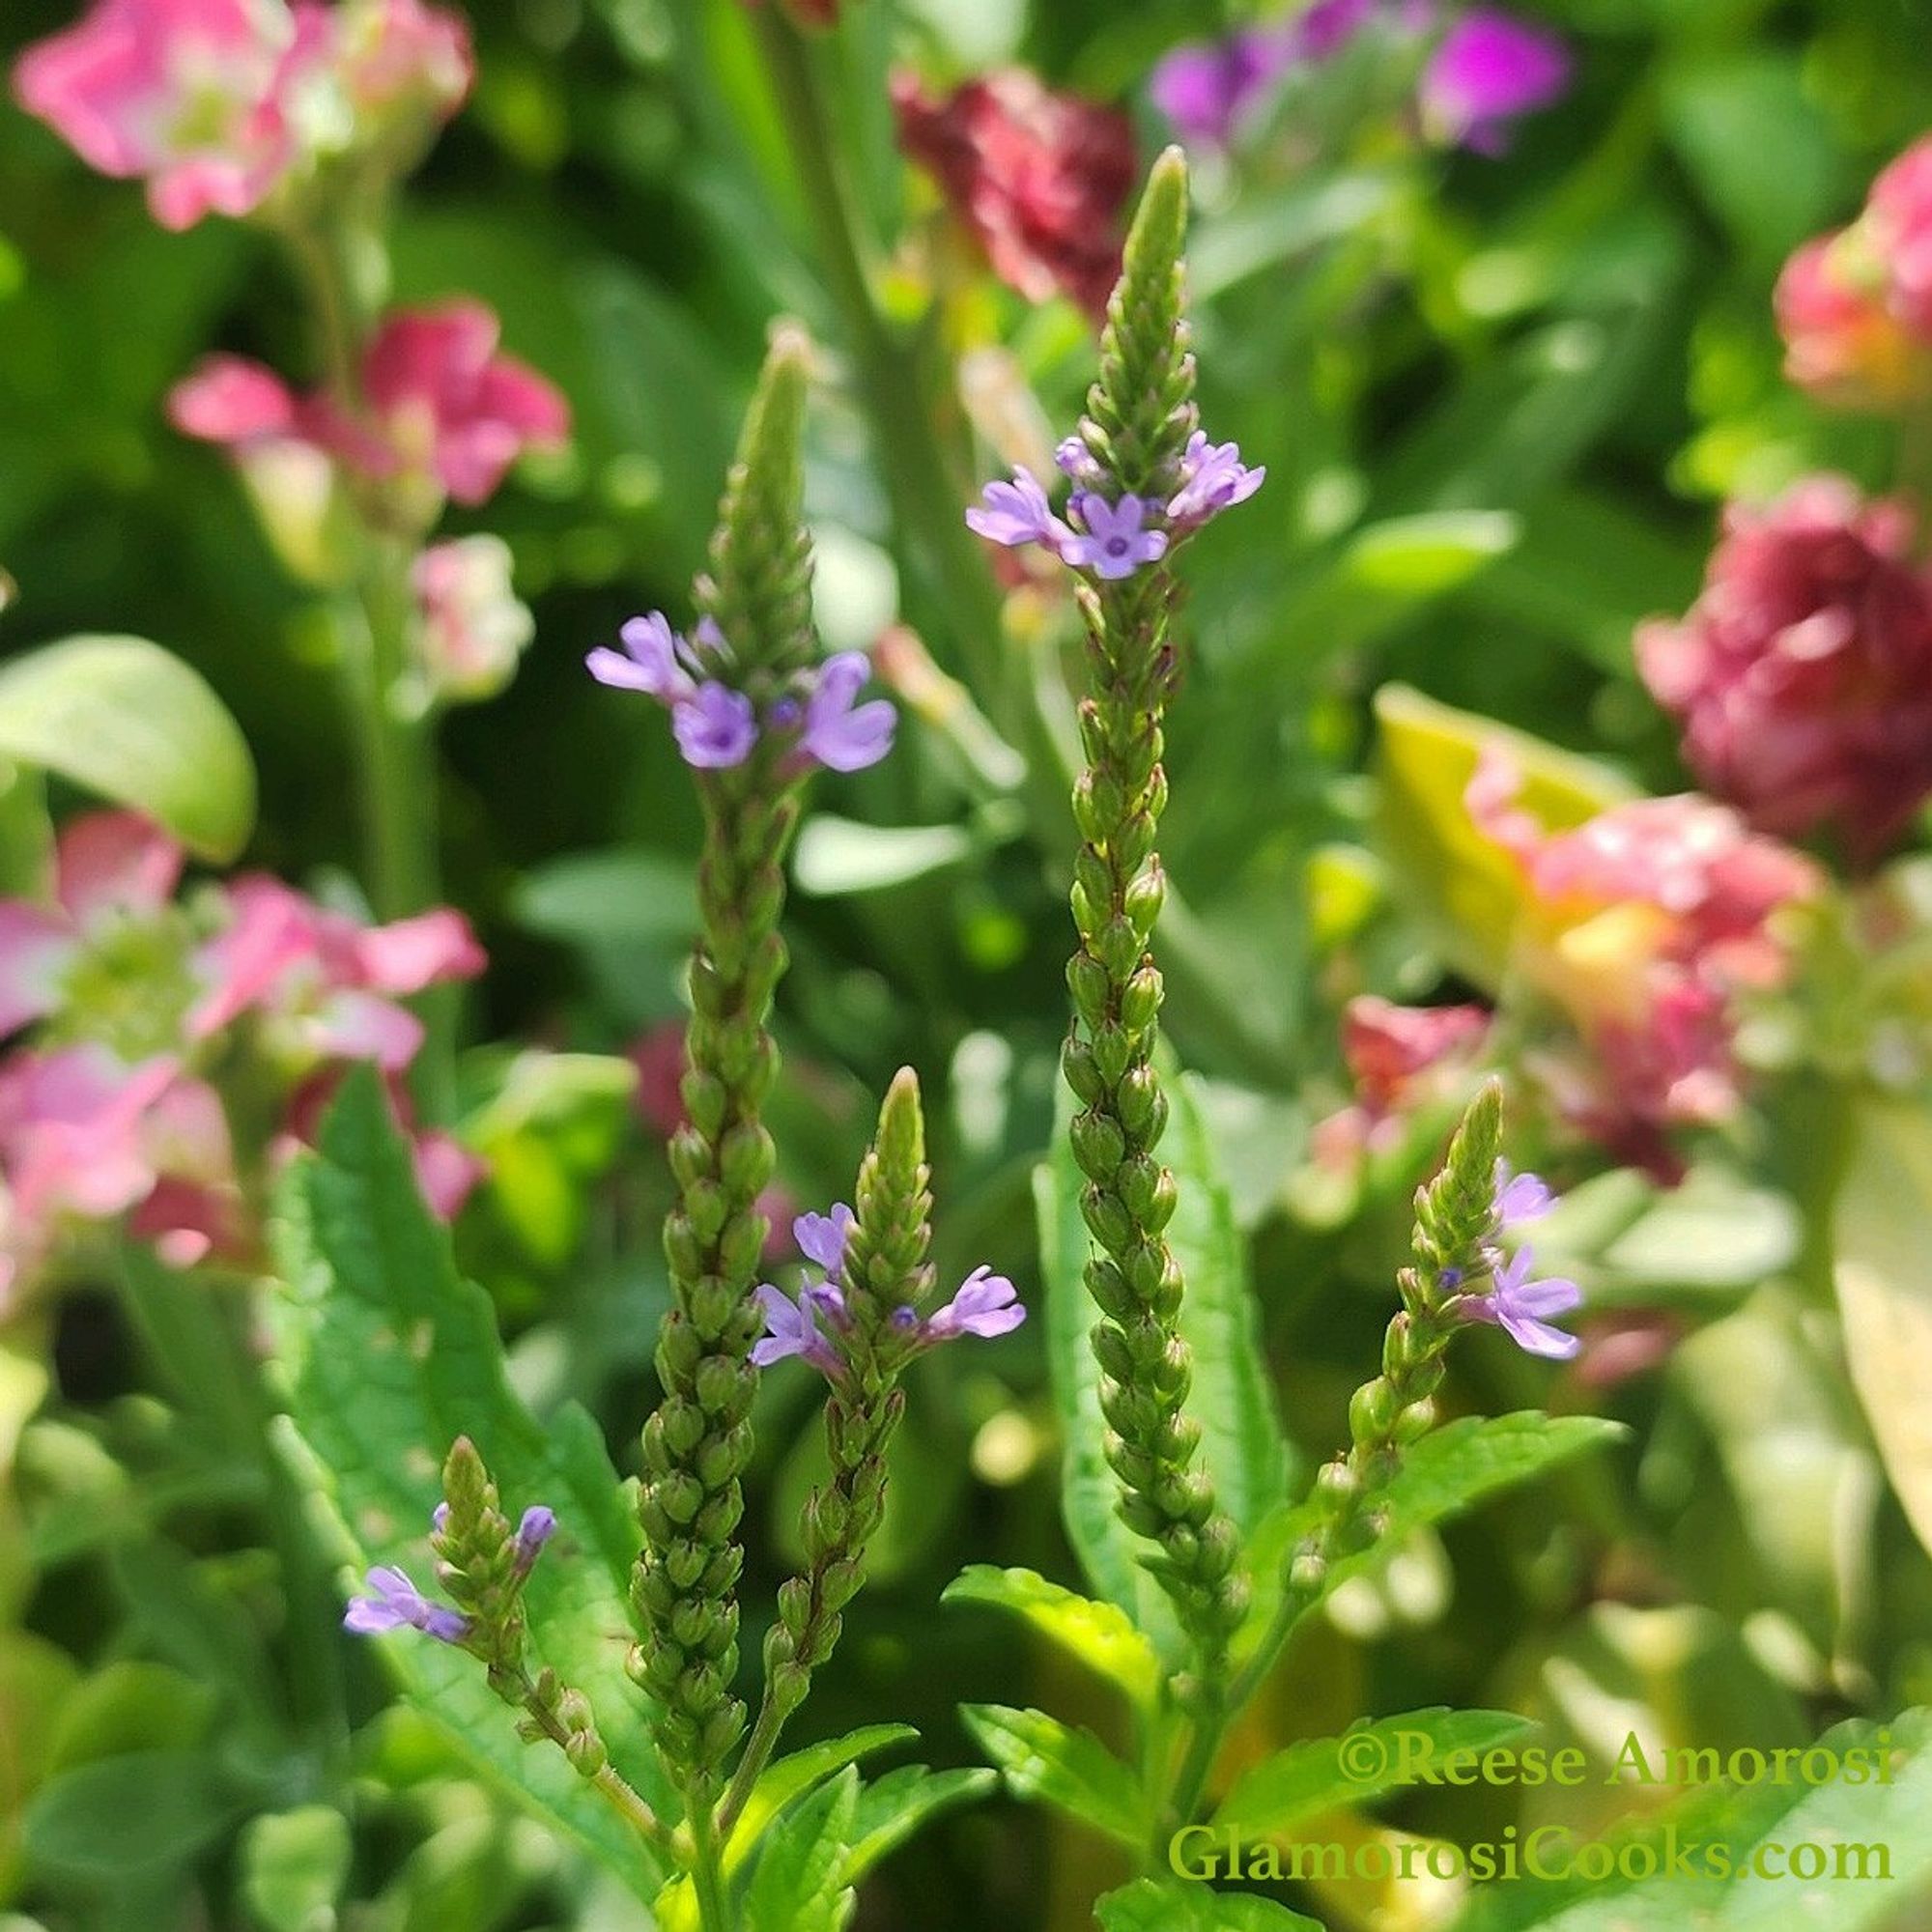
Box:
[331, 0, 471, 121]
[1310, 996, 1489, 1171]
[412, 535, 534, 703]
[1865, 137, 1932, 339]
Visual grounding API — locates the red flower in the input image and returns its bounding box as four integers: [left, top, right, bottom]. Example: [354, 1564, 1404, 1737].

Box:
[893, 69, 1137, 320]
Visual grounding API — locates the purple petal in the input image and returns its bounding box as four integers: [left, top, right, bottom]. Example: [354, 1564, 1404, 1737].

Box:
[672, 684, 757, 769]
[1494, 1161, 1555, 1226]
[794, 1202, 856, 1274]
[802, 655, 897, 774]
[1421, 9, 1571, 149]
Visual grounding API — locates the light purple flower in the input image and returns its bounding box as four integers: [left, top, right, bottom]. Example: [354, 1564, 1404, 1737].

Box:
[344, 1565, 469, 1642]
[1055, 437, 1105, 487]
[752, 1282, 842, 1376]
[801, 654, 896, 774]
[431, 1501, 450, 1533]
[1493, 1160, 1554, 1228]
[1063, 495, 1169, 580]
[1462, 1248, 1581, 1359]
[794, 1202, 856, 1277]
[513, 1505, 556, 1574]
[1149, 29, 1296, 150]
[1167, 432, 1266, 528]
[672, 683, 758, 769]
[1420, 9, 1570, 155]
[966, 467, 1068, 551]
[923, 1265, 1026, 1342]
[585, 611, 698, 701]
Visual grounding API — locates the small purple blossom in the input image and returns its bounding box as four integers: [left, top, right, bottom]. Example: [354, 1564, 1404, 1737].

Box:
[585, 611, 698, 701]
[966, 466, 1068, 551]
[1167, 432, 1266, 528]
[344, 1565, 470, 1642]
[672, 682, 758, 769]
[1493, 1160, 1554, 1228]
[1462, 1248, 1581, 1359]
[1148, 28, 1296, 150]
[801, 653, 896, 774]
[751, 1282, 842, 1376]
[1063, 494, 1170, 580]
[431, 1501, 449, 1533]
[794, 1203, 856, 1277]
[1055, 436, 1105, 487]
[513, 1505, 556, 1574]
[1420, 9, 1570, 155]
[923, 1265, 1026, 1342]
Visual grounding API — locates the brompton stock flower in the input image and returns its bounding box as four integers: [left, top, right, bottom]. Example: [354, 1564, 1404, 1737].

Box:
[0, 810, 483, 1292]
[1469, 753, 1818, 1175]
[1777, 135, 1932, 409]
[752, 1203, 1023, 1379]
[892, 69, 1138, 318]
[585, 611, 895, 775]
[967, 429, 1264, 576]
[1637, 478, 1932, 863]
[14, 0, 474, 231]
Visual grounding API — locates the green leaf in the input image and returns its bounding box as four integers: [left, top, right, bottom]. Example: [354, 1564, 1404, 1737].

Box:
[843, 1765, 996, 1884]
[1096, 1878, 1321, 1930]
[1372, 684, 1636, 990]
[0, 1633, 81, 1895]
[1453, 1710, 1932, 1932]
[268, 1068, 674, 1899]
[1036, 1060, 1293, 1657]
[942, 1566, 1160, 1709]
[44, 1662, 218, 1774]
[0, 637, 256, 862]
[959, 1704, 1148, 1851]
[23, 1749, 237, 1883]
[741, 1766, 858, 1932]
[1213, 1709, 1536, 1837]
[1833, 1096, 1932, 1558]
[240, 1807, 352, 1932]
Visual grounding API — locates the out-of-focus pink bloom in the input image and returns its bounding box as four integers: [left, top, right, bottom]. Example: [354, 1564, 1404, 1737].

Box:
[1470, 754, 1818, 1172]
[627, 1021, 688, 1141]
[412, 535, 534, 703]
[1310, 995, 1490, 1170]
[1419, 9, 1569, 154]
[13, 0, 331, 229]
[893, 69, 1138, 320]
[171, 301, 570, 512]
[1775, 237, 1928, 410]
[1866, 138, 1932, 339]
[1636, 477, 1932, 863]
[1149, 29, 1297, 151]
[331, 0, 471, 121]
[279, 1064, 483, 1216]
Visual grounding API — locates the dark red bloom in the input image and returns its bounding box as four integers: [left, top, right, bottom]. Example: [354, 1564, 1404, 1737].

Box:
[893, 69, 1136, 320]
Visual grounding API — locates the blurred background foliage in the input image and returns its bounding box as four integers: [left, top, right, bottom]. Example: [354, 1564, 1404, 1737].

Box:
[5, 0, 1932, 1927]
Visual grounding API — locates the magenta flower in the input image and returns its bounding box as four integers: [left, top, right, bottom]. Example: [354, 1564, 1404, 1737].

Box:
[1460, 1248, 1582, 1360]
[1063, 494, 1169, 581]
[1166, 432, 1266, 530]
[966, 467, 1068, 552]
[921, 1264, 1025, 1342]
[13, 0, 332, 230]
[1148, 29, 1296, 150]
[1636, 477, 1932, 863]
[412, 536, 533, 704]
[343, 1564, 469, 1641]
[1419, 9, 1570, 154]
[801, 653, 896, 774]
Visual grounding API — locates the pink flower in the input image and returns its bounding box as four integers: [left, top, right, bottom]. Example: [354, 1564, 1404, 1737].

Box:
[1866, 138, 1932, 339]
[331, 0, 471, 121]
[1418, 9, 1570, 155]
[1636, 477, 1932, 863]
[412, 535, 533, 703]
[1310, 995, 1490, 1170]
[892, 69, 1138, 320]
[1470, 755, 1817, 1172]
[13, 0, 331, 229]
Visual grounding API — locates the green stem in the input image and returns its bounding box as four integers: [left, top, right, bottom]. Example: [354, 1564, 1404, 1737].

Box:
[690, 1810, 732, 1932]
[717, 1690, 786, 1842]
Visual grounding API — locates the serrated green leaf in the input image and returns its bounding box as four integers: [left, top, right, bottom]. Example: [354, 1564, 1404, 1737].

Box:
[741, 1766, 858, 1932]
[959, 1704, 1148, 1851]
[943, 1566, 1160, 1709]
[843, 1765, 996, 1884]
[1833, 1097, 1932, 1559]
[0, 637, 255, 861]
[1372, 684, 1635, 990]
[1037, 1060, 1292, 1658]
[1096, 1877, 1321, 1930]
[268, 1068, 674, 1899]
[1214, 1709, 1536, 1837]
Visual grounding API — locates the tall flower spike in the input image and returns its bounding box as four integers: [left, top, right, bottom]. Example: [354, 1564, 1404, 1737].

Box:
[629, 328, 818, 1805]
[726, 1069, 936, 1826]
[1058, 149, 1244, 1678]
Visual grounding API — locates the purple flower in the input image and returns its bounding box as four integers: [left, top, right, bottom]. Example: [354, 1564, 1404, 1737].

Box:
[1063, 495, 1169, 580]
[801, 654, 896, 774]
[344, 1565, 469, 1642]
[752, 1282, 842, 1377]
[1420, 9, 1570, 155]
[966, 467, 1068, 551]
[585, 611, 698, 700]
[1167, 432, 1266, 528]
[1292, 0, 1382, 60]
[1462, 1248, 1581, 1359]
[513, 1505, 555, 1575]
[672, 683, 758, 769]
[794, 1202, 856, 1277]
[1055, 437, 1105, 488]
[1149, 29, 1296, 150]
[1493, 1160, 1554, 1228]
[923, 1264, 1026, 1342]
[431, 1501, 450, 1533]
